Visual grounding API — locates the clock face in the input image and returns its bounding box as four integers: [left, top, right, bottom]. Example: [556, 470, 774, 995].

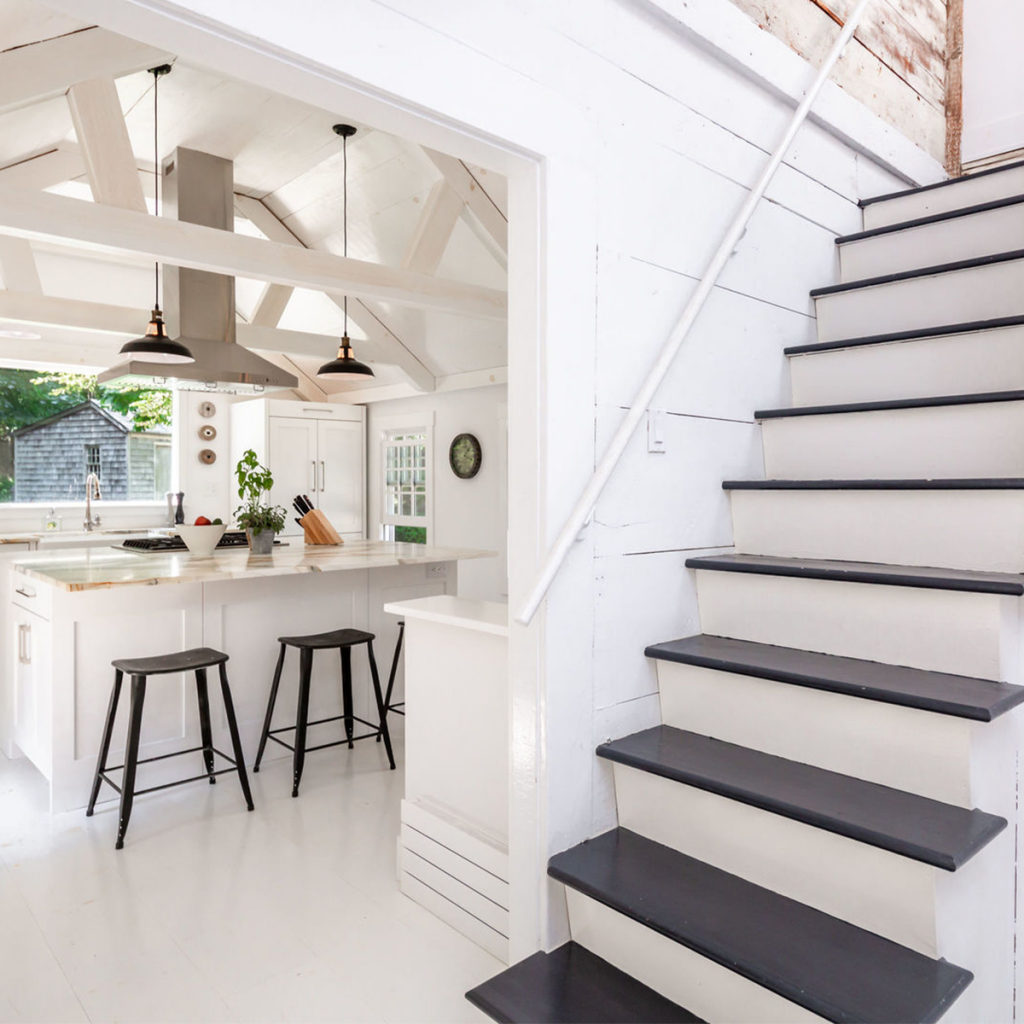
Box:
[449, 433, 482, 479]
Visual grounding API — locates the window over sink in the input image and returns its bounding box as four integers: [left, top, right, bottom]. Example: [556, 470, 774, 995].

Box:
[0, 366, 173, 503]
[380, 426, 430, 544]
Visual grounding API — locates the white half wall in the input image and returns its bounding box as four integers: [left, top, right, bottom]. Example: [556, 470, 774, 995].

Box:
[962, 0, 1024, 163]
[366, 384, 507, 603]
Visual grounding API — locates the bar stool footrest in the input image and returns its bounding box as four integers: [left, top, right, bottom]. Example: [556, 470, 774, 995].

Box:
[95, 745, 241, 800]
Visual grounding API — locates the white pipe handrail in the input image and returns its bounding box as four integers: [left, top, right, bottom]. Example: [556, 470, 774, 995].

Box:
[516, 0, 873, 626]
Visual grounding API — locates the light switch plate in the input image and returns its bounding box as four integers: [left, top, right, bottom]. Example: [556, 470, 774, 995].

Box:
[648, 409, 667, 453]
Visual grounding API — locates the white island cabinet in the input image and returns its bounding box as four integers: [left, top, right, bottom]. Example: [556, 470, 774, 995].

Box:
[230, 399, 365, 540]
[1, 542, 493, 813]
[384, 595, 510, 962]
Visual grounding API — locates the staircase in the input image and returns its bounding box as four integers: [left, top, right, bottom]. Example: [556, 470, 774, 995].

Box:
[468, 160, 1024, 1023]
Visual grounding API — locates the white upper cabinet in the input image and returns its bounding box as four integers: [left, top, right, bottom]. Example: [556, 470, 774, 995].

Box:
[230, 399, 366, 540]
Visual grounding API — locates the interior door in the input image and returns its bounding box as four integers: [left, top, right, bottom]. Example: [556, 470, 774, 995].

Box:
[268, 417, 318, 537]
[317, 419, 364, 537]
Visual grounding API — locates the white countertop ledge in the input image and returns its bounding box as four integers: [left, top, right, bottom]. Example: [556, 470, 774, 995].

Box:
[7, 540, 496, 592]
[383, 595, 509, 637]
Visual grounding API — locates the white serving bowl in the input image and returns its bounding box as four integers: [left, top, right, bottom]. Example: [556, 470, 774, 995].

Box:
[174, 523, 227, 557]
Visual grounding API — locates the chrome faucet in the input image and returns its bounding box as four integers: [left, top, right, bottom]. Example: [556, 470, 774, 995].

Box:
[84, 473, 102, 532]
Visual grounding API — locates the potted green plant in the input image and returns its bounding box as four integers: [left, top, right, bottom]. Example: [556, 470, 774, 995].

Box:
[234, 449, 286, 555]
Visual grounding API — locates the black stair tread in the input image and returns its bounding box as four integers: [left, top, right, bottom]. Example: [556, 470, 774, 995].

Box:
[755, 388, 1024, 420]
[465, 941, 704, 1024]
[644, 634, 1024, 721]
[597, 726, 1005, 870]
[810, 247, 1024, 298]
[785, 314, 1024, 356]
[685, 552, 1024, 596]
[837, 193, 1024, 244]
[549, 828, 973, 1024]
[722, 477, 1024, 490]
[860, 157, 1024, 208]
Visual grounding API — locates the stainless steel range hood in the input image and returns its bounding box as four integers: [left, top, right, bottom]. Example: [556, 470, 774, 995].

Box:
[99, 148, 298, 395]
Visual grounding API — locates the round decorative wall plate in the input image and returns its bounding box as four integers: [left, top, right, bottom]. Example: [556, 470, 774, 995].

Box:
[449, 433, 482, 479]
[198, 424, 217, 441]
[198, 449, 217, 465]
[198, 401, 216, 418]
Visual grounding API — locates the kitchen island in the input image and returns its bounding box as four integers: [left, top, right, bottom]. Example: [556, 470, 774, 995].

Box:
[3, 541, 495, 812]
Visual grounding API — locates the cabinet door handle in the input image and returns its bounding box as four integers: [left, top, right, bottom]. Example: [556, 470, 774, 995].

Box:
[320, 461, 326, 491]
[22, 622, 30, 665]
[311, 460, 317, 492]
[17, 623, 23, 663]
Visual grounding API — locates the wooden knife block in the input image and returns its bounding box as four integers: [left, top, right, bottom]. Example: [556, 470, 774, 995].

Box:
[300, 509, 343, 545]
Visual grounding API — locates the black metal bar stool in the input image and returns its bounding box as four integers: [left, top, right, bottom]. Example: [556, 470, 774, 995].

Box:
[87, 647, 254, 849]
[379, 620, 406, 732]
[253, 627, 396, 796]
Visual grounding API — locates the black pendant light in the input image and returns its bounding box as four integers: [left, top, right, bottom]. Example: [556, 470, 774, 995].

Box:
[118, 64, 194, 365]
[318, 124, 374, 380]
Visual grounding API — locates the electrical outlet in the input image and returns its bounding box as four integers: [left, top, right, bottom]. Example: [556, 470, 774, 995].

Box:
[426, 563, 447, 579]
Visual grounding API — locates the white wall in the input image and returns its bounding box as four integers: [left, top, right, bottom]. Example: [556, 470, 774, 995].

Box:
[962, 0, 1024, 163]
[365, 384, 507, 603]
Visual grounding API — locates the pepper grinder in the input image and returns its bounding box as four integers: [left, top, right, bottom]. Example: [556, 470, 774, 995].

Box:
[174, 492, 185, 525]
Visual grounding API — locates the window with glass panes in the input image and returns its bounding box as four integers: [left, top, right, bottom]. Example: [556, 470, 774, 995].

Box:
[383, 430, 428, 536]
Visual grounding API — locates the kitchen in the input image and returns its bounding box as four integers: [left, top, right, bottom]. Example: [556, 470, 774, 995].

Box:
[0, 8, 513, 1017]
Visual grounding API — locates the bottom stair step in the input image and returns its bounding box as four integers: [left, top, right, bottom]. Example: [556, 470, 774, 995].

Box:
[465, 941, 703, 1023]
[549, 828, 972, 1023]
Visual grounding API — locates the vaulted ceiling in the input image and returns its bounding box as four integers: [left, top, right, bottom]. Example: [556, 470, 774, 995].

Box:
[0, 0, 508, 400]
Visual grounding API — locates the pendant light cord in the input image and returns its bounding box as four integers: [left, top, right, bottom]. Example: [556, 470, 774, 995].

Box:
[153, 68, 160, 311]
[343, 131, 348, 337]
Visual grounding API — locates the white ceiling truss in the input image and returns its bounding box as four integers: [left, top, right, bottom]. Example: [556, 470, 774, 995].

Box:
[0, 0, 508, 399]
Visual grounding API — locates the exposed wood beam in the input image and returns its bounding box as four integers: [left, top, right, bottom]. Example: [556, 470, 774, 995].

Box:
[0, 146, 86, 190]
[0, 236, 42, 294]
[0, 184, 507, 321]
[423, 148, 508, 257]
[249, 282, 293, 327]
[0, 290, 351, 362]
[401, 179, 463, 274]
[234, 193, 436, 391]
[0, 27, 173, 115]
[331, 365, 508, 405]
[66, 77, 147, 212]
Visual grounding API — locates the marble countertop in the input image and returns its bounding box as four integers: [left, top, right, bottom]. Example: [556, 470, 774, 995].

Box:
[9, 540, 496, 592]
[383, 595, 509, 637]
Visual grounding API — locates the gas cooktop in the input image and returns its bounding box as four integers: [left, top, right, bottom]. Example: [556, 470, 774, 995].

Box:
[119, 531, 267, 552]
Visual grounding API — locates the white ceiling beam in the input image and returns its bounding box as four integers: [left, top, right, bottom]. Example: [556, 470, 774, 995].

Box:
[0, 290, 354, 363]
[234, 193, 436, 392]
[249, 282, 293, 327]
[331, 365, 508, 405]
[423, 148, 508, 257]
[0, 236, 42, 294]
[0, 145, 86, 191]
[0, 184, 507, 321]
[401, 179, 463, 274]
[0, 27, 174, 116]
[66, 77, 147, 213]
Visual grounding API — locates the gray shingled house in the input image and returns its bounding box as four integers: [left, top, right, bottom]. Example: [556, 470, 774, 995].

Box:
[12, 400, 171, 502]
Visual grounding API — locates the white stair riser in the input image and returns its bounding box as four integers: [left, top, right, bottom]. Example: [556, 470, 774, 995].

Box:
[789, 327, 1024, 406]
[612, 763, 940, 953]
[656, 660, 975, 805]
[729, 489, 1024, 572]
[862, 168, 1024, 230]
[840, 204, 1024, 280]
[693, 569, 1018, 683]
[814, 260, 1024, 342]
[761, 400, 1024, 480]
[565, 889, 825, 1024]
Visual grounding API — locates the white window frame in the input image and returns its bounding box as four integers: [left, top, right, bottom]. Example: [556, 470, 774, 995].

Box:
[376, 412, 434, 541]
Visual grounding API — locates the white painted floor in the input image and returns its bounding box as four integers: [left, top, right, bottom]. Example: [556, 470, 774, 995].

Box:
[0, 739, 499, 1023]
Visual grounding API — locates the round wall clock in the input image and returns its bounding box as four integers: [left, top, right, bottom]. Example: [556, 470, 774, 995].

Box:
[449, 433, 482, 479]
